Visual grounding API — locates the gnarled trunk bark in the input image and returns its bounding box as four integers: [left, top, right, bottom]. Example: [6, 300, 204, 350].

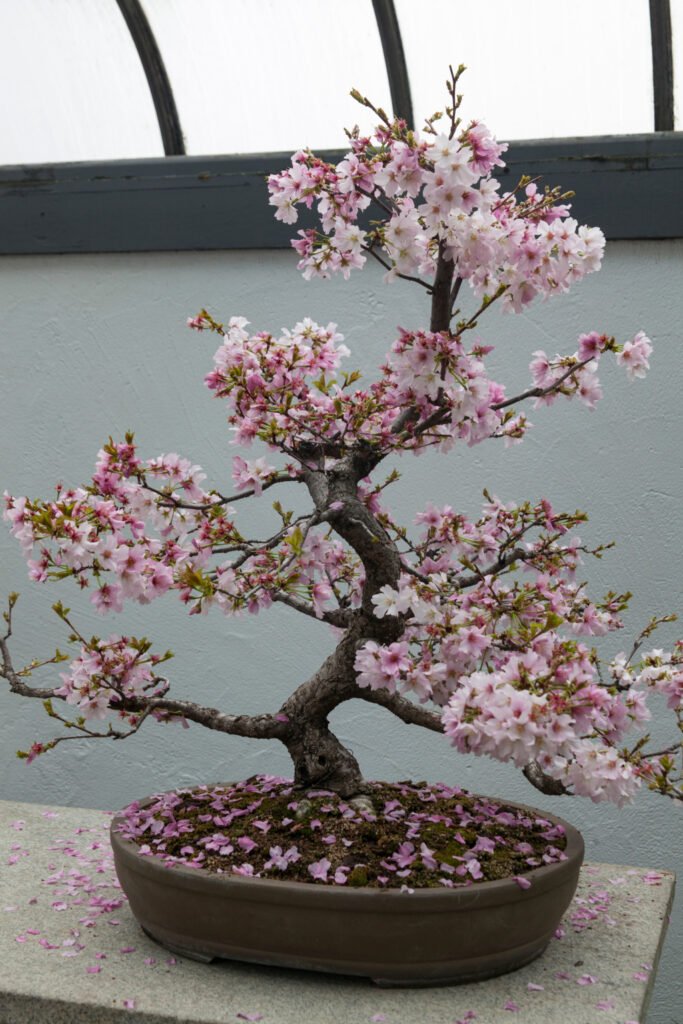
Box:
[277, 591, 403, 797]
[284, 720, 366, 796]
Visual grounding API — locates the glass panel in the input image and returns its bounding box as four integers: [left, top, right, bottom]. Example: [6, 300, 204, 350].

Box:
[0, 0, 163, 165]
[672, 0, 683, 128]
[142, 0, 392, 155]
[396, 0, 654, 140]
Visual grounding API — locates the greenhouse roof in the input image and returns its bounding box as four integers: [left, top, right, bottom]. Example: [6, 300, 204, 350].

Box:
[0, 0, 681, 252]
[0, 0, 679, 165]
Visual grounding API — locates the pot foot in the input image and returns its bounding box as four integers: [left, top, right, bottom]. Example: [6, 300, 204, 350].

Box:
[142, 927, 216, 963]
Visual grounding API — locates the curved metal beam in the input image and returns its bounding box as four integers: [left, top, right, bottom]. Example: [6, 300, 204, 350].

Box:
[371, 0, 414, 128]
[649, 0, 674, 131]
[115, 0, 185, 155]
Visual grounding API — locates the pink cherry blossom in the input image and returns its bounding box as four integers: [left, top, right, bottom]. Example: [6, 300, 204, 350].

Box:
[308, 857, 331, 882]
[617, 331, 653, 379]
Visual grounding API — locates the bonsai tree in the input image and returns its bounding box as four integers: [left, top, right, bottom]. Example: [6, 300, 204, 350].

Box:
[3, 67, 682, 820]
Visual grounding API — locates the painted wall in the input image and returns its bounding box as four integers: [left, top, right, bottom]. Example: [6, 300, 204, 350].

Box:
[1, 242, 682, 1021]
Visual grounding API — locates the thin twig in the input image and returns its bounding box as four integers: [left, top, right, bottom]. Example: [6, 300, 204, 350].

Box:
[361, 244, 432, 291]
[272, 592, 351, 629]
[147, 472, 295, 511]
[493, 355, 595, 411]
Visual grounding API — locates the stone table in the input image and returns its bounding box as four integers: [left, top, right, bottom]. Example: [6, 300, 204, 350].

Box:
[0, 799, 675, 1024]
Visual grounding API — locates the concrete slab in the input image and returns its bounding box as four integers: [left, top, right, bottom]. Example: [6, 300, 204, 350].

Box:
[0, 799, 675, 1024]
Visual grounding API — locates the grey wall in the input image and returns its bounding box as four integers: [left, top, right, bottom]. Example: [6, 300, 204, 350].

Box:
[1, 243, 682, 1022]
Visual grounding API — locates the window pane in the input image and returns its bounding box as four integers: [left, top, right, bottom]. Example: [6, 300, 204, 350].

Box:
[673, 0, 683, 128]
[396, 0, 654, 140]
[0, 0, 163, 165]
[142, 0, 392, 155]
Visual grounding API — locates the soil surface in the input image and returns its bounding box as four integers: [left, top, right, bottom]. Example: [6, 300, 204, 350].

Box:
[115, 776, 569, 889]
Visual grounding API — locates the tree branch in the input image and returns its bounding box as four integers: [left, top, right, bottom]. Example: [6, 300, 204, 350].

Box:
[394, 350, 598, 447]
[121, 694, 288, 740]
[212, 513, 314, 569]
[361, 243, 432, 291]
[430, 241, 454, 332]
[523, 760, 568, 796]
[272, 592, 352, 629]
[357, 687, 444, 732]
[0, 601, 60, 700]
[0, 635, 59, 700]
[146, 472, 296, 511]
[449, 275, 463, 316]
[493, 355, 595, 412]
[2, 635, 288, 741]
[0, 599, 290, 743]
[450, 545, 528, 590]
[302, 457, 403, 618]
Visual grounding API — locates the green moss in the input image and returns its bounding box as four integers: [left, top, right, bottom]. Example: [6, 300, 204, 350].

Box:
[347, 866, 369, 887]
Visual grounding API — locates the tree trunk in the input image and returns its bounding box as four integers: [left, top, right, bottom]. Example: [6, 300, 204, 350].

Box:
[278, 620, 402, 798]
[284, 720, 367, 797]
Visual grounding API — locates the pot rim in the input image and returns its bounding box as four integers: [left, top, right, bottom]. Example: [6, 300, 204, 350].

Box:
[110, 783, 585, 909]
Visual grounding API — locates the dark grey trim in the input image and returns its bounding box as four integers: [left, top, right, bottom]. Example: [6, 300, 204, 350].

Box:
[115, 0, 185, 156]
[371, 0, 414, 127]
[1, 135, 681, 255]
[649, 0, 675, 131]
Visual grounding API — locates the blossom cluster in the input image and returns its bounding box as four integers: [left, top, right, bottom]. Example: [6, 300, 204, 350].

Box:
[529, 330, 653, 414]
[55, 635, 169, 723]
[196, 314, 651, 456]
[200, 314, 511, 453]
[268, 116, 604, 313]
[354, 496, 681, 805]
[4, 417, 673, 799]
[2, 440, 363, 632]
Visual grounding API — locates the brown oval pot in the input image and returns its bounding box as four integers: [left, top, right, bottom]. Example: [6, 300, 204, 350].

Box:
[110, 789, 584, 987]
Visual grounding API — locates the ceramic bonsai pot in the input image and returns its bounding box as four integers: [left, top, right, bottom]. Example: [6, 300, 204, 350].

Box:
[110, 792, 584, 986]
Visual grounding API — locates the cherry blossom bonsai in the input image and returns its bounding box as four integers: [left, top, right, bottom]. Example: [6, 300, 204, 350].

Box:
[2, 69, 682, 899]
